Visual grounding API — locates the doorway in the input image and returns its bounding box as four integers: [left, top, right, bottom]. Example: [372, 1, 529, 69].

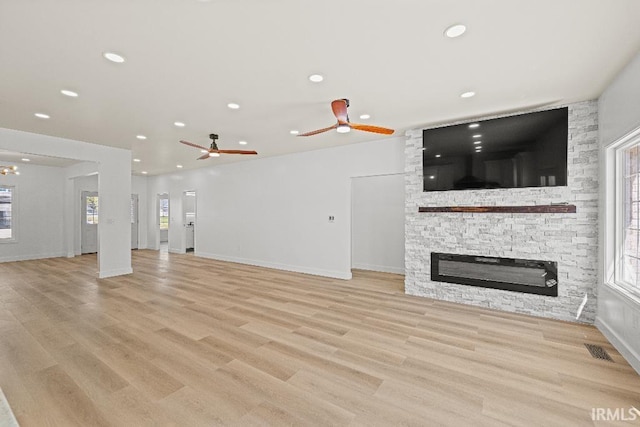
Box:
[351, 174, 405, 274]
[183, 190, 196, 252]
[158, 193, 169, 250]
[81, 191, 98, 254]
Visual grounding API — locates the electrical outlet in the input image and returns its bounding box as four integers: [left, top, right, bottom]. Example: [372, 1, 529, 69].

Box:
[328, 215, 335, 223]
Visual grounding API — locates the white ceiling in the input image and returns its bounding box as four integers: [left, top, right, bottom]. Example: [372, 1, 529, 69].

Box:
[1, 0, 639, 175]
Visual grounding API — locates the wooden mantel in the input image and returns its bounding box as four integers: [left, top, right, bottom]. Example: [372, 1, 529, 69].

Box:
[418, 205, 577, 214]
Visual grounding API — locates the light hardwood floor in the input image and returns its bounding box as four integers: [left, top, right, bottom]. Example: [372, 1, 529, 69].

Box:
[1, 250, 639, 426]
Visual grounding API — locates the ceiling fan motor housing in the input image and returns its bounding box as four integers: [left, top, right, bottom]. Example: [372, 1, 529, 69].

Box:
[209, 133, 219, 150]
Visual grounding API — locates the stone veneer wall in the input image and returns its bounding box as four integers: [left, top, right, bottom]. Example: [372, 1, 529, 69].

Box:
[405, 101, 599, 323]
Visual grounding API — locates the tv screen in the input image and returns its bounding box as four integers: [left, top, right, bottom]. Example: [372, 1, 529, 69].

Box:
[422, 107, 568, 191]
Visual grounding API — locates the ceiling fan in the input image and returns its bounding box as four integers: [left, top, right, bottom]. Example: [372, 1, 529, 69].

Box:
[180, 134, 257, 159]
[298, 99, 394, 137]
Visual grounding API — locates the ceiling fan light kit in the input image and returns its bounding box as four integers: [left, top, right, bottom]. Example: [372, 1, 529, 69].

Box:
[0, 165, 19, 176]
[298, 99, 394, 137]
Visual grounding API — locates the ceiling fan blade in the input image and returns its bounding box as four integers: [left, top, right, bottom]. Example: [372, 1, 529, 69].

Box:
[216, 149, 258, 155]
[297, 124, 338, 137]
[197, 153, 211, 160]
[331, 99, 349, 123]
[350, 123, 395, 135]
[180, 140, 211, 151]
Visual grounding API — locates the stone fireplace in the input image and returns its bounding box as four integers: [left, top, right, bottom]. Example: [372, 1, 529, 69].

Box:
[404, 101, 599, 323]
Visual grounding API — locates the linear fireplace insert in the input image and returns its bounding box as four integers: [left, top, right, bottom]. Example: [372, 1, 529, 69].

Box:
[431, 252, 558, 296]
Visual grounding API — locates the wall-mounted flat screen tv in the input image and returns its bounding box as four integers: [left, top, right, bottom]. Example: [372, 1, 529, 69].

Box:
[422, 107, 568, 191]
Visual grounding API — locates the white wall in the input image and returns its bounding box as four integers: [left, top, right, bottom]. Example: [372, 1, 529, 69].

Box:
[0, 128, 132, 278]
[147, 136, 405, 279]
[351, 173, 405, 274]
[598, 52, 640, 374]
[0, 163, 66, 262]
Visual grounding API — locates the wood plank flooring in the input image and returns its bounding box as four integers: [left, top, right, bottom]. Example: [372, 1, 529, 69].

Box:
[1, 250, 639, 426]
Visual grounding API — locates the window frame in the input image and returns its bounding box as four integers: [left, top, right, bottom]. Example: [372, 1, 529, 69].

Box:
[0, 185, 16, 243]
[606, 126, 640, 302]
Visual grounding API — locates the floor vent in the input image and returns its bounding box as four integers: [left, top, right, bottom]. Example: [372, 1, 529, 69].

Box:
[585, 344, 613, 362]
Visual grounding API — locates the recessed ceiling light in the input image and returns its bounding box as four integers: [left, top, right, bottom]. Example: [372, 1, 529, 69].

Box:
[61, 89, 78, 97]
[308, 74, 324, 83]
[227, 103, 240, 109]
[177, 164, 183, 168]
[15, 171, 20, 175]
[133, 158, 141, 162]
[336, 124, 351, 133]
[460, 91, 475, 98]
[468, 123, 480, 128]
[141, 171, 148, 174]
[174, 121, 186, 127]
[429, 175, 435, 179]
[473, 134, 482, 138]
[34, 113, 50, 119]
[474, 141, 482, 145]
[421, 147, 427, 151]
[209, 152, 221, 157]
[136, 135, 147, 140]
[238, 140, 248, 145]
[21, 158, 30, 162]
[435, 154, 441, 158]
[290, 130, 299, 135]
[359, 114, 371, 120]
[444, 24, 467, 38]
[103, 52, 125, 63]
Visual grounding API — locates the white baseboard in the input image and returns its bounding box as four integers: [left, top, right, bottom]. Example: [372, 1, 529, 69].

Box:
[596, 317, 640, 375]
[0, 252, 67, 263]
[98, 267, 133, 279]
[196, 251, 352, 280]
[0, 387, 19, 427]
[352, 262, 405, 275]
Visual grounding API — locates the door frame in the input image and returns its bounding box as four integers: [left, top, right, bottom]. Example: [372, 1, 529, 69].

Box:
[131, 194, 139, 250]
[183, 190, 196, 253]
[156, 193, 169, 250]
[349, 172, 406, 274]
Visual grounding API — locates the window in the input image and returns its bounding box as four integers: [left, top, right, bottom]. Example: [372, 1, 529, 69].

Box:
[159, 198, 169, 230]
[614, 132, 640, 298]
[0, 186, 13, 240]
[86, 195, 99, 224]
